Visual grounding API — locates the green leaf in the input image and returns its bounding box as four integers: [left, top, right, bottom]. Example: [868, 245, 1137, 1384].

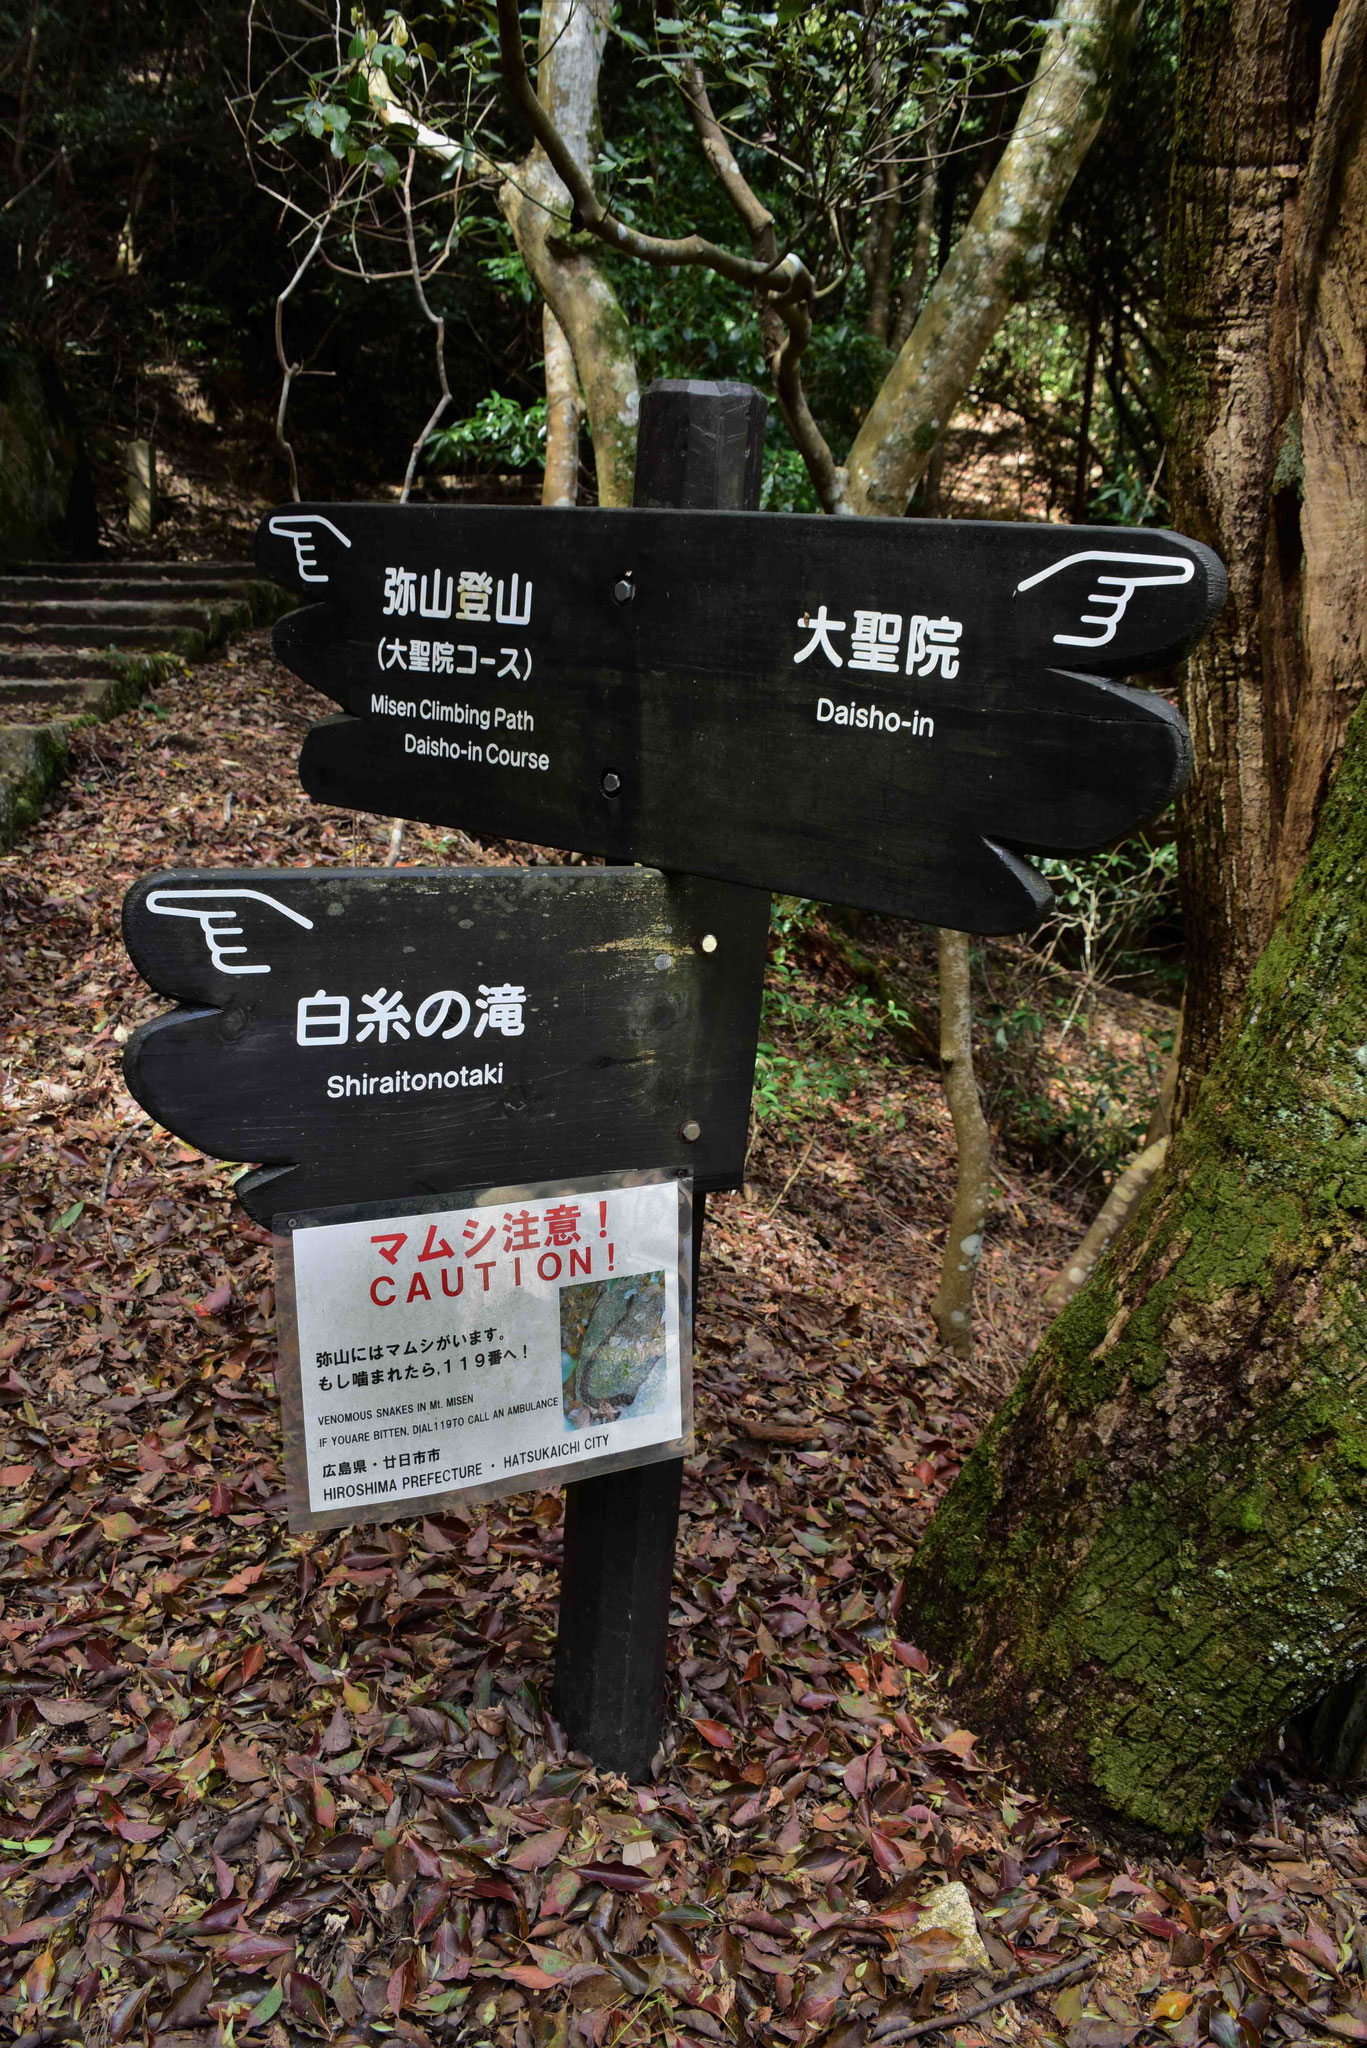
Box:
[251, 1983, 283, 2025]
[53, 1200, 83, 1232]
[366, 144, 401, 183]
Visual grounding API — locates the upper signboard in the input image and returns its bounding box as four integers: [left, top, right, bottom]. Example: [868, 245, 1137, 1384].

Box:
[256, 505, 1223, 932]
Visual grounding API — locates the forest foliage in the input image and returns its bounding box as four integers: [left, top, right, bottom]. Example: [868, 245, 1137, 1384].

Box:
[3, 0, 1174, 524]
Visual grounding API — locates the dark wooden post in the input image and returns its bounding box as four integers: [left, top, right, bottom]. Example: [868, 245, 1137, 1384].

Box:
[552, 380, 767, 1780]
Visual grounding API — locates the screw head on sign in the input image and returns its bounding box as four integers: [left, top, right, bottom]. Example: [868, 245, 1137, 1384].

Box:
[612, 577, 634, 605]
[680, 1119, 702, 1143]
[601, 770, 622, 797]
[699, 933, 718, 954]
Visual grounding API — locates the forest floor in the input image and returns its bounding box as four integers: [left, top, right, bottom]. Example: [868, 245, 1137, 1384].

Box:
[0, 636, 1364, 2048]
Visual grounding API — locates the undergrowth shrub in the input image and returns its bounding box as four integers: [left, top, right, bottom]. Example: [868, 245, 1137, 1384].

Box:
[754, 898, 910, 1130]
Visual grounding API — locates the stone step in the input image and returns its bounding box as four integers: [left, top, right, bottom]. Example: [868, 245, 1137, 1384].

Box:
[0, 576, 256, 604]
[0, 558, 258, 580]
[0, 620, 207, 653]
[0, 648, 129, 678]
[0, 678, 109, 715]
[0, 599, 222, 631]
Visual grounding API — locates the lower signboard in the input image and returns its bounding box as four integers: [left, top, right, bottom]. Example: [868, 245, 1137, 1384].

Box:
[275, 1168, 692, 1532]
[122, 865, 768, 1223]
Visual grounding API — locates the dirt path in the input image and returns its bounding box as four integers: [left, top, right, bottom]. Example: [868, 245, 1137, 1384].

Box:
[0, 638, 1361, 2047]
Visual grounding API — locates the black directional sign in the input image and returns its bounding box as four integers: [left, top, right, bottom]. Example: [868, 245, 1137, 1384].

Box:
[256, 505, 1223, 932]
[122, 866, 769, 1225]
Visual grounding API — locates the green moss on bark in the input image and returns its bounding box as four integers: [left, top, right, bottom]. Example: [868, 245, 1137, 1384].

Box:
[904, 689, 1367, 1838]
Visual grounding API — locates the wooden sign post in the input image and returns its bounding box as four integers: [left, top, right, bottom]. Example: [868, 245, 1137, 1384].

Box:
[122, 862, 769, 1224]
[123, 379, 1226, 1785]
[553, 382, 768, 1782]
[121, 858, 768, 1759]
[257, 461, 1222, 932]
[125, 386, 775, 1781]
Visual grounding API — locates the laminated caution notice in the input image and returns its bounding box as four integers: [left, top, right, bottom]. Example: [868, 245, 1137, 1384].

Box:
[275, 1169, 692, 1531]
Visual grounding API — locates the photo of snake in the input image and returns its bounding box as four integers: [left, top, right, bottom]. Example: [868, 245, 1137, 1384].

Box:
[560, 1271, 668, 1431]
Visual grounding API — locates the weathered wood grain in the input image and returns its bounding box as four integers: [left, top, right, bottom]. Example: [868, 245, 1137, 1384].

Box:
[122, 865, 768, 1226]
[256, 504, 1223, 930]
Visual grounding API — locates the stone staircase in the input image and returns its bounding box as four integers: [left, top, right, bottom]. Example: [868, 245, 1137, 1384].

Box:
[0, 559, 291, 847]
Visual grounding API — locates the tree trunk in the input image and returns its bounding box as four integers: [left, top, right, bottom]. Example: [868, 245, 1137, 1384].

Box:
[863, 162, 901, 345]
[846, 0, 1144, 517]
[1168, 0, 1367, 1113]
[902, 679, 1367, 1837]
[890, 146, 939, 352]
[929, 931, 991, 1357]
[1070, 290, 1101, 522]
[899, 0, 1367, 1838]
[498, 0, 639, 506]
[541, 305, 582, 505]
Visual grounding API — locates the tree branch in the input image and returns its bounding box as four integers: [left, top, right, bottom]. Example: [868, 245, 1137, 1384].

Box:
[930, 928, 991, 1357]
[541, 304, 583, 506]
[678, 60, 777, 259]
[397, 151, 454, 504]
[673, 57, 850, 514]
[495, 0, 802, 297]
[847, 0, 1145, 515]
[273, 222, 325, 501]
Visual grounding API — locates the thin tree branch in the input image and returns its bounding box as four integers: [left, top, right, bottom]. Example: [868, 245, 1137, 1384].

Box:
[398, 150, 455, 503]
[930, 928, 991, 1357]
[876, 1954, 1094, 2043]
[495, 0, 801, 297]
[672, 57, 849, 513]
[678, 60, 777, 258]
[274, 223, 325, 501]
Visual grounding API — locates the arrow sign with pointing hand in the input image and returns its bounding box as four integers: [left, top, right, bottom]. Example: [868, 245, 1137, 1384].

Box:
[122, 866, 769, 1226]
[257, 506, 1221, 931]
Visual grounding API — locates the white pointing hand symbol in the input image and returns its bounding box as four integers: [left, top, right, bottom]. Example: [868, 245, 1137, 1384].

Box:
[1015, 550, 1195, 649]
[144, 888, 314, 975]
[267, 513, 353, 585]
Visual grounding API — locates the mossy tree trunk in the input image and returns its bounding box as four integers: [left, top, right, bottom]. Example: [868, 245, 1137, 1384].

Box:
[1168, 0, 1367, 1112]
[902, 682, 1367, 1837]
[901, 0, 1367, 1843]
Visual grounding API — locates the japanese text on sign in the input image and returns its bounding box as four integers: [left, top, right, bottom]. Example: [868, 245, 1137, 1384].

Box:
[295, 982, 527, 1048]
[795, 606, 962, 676]
[277, 1171, 691, 1531]
[381, 568, 534, 625]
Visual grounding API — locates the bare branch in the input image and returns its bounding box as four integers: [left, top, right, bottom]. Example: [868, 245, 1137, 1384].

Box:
[891, 137, 940, 351]
[671, 57, 849, 514]
[771, 294, 853, 516]
[398, 150, 455, 503]
[678, 61, 777, 260]
[273, 223, 325, 501]
[930, 928, 991, 1357]
[495, 0, 801, 297]
[1043, 1137, 1168, 1313]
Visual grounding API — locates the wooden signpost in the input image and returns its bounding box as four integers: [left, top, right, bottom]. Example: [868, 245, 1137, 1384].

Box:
[123, 379, 1226, 1784]
[122, 863, 768, 1224]
[258, 473, 1222, 932]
